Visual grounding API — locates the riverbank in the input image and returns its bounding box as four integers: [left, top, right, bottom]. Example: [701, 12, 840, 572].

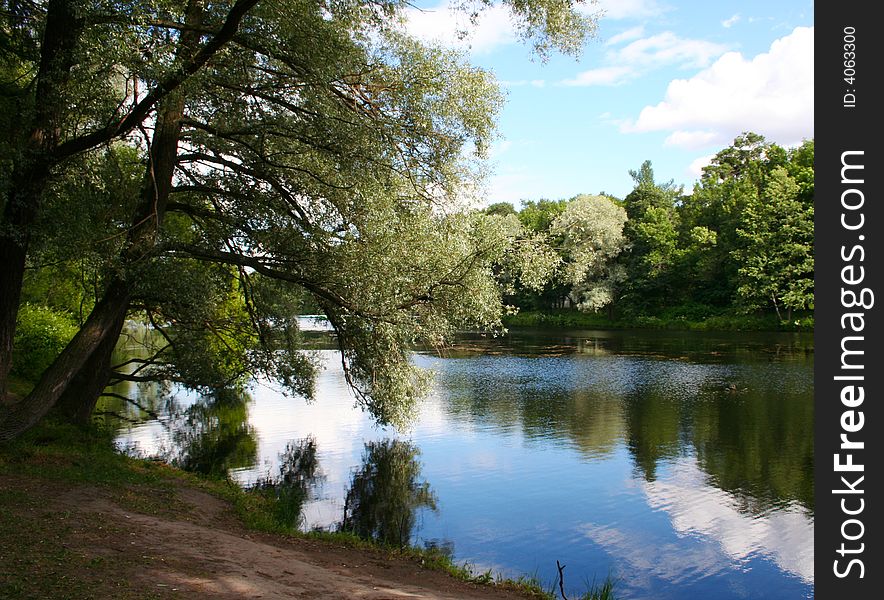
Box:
[503, 309, 814, 332]
[0, 422, 584, 600]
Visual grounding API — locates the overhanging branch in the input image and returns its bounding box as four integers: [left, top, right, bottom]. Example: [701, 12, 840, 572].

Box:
[52, 0, 260, 159]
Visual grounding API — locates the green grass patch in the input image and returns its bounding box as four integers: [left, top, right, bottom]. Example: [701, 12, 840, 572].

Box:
[504, 309, 813, 332]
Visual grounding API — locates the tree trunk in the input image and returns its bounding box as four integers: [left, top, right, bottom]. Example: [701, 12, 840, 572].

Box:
[0, 0, 84, 398]
[0, 279, 131, 441]
[0, 218, 31, 398]
[0, 3, 206, 438]
[54, 311, 126, 425]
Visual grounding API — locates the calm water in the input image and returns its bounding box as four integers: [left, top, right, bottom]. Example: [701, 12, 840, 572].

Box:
[107, 326, 814, 600]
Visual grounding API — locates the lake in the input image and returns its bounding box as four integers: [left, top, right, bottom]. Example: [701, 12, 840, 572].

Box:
[106, 326, 814, 600]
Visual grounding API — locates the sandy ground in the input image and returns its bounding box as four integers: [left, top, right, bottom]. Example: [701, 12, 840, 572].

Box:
[1, 474, 539, 600]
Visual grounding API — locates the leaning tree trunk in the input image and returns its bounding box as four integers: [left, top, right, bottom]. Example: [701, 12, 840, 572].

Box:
[0, 3, 207, 438]
[0, 279, 131, 441]
[54, 310, 127, 425]
[0, 0, 259, 439]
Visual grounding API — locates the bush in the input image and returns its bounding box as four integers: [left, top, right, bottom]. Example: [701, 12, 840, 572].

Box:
[12, 304, 78, 382]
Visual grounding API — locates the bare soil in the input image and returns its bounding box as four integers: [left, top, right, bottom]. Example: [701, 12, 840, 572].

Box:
[0, 473, 539, 600]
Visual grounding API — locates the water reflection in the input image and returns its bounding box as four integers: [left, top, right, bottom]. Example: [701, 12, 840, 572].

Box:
[434, 347, 813, 514]
[168, 389, 258, 477]
[692, 384, 814, 513]
[339, 440, 438, 548]
[109, 329, 813, 600]
[251, 437, 323, 529]
[641, 460, 813, 583]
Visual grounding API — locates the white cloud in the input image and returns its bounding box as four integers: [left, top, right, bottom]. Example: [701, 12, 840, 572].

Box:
[403, 1, 516, 53]
[562, 65, 635, 87]
[562, 31, 728, 87]
[617, 32, 729, 68]
[664, 130, 718, 149]
[642, 460, 814, 583]
[592, 0, 668, 20]
[624, 27, 814, 149]
[721, 13, 741, 28]
[606, 25, 646, 46]
[687, 154, 716, 178]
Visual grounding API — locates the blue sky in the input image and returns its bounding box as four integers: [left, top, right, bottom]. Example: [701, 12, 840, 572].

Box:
[401, 0, 814, 204]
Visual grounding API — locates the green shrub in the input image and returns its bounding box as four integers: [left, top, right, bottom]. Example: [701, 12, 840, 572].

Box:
[12, 304, 78, 382]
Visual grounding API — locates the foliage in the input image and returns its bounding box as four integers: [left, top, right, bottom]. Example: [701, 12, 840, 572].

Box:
[1, 0, 602, 434]
[518, 198, 569, 233]
[500, 133, 814, 330]
[11, 304, 78, 382]
[734, 167, 814, 316]
[617, 161, 683, 314]
[551, 194, 627, 312]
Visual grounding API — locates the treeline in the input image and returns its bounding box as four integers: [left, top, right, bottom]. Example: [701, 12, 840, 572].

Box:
[486, 133, 814, 329]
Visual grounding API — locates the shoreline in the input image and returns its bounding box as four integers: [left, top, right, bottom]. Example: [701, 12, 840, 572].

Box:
[0, 422, 570, 600]
[502, 309, 814, 333]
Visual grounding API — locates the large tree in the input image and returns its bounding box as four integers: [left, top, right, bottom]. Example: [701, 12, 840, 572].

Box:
[0, 0, 598, 439]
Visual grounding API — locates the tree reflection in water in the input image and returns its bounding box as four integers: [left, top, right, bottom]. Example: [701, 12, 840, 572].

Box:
[251, 436, 322, 528]
[339, 440, 438, 547]
[168, 388, 258, 477]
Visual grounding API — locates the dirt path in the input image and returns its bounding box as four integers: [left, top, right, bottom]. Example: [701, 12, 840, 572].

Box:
[1, 474, 539, 600]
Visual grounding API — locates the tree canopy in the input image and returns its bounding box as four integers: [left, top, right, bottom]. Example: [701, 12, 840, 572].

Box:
[0, 0, 599, 439]
[499, 133, 814, 323]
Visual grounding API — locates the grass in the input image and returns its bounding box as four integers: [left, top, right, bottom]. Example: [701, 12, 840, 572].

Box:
[0, 419, 616, 600]
[503, 308, 813, 332]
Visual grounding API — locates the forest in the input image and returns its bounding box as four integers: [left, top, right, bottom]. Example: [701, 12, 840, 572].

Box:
[489, 132, 814, 329]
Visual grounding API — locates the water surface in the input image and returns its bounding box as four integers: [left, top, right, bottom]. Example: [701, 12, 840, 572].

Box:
[108, 327, 814, 600]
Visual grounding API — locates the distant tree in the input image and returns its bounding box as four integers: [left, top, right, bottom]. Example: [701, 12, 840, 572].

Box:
[484, 202, 517, 217]
[618, 162, 682, 314]
[551, 194, 627, 312]
[518, 198, 569, 233]
[734, 168, 813, 319]
[680, 133, 814, 315]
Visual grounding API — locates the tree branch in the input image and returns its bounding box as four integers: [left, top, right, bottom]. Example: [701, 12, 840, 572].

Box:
[53, 0, 260, 159]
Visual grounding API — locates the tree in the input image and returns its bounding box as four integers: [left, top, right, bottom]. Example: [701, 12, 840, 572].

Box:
[1, 0, 261, 398]
[733, 167, 813, 319]
[0, 0, 599, 439]
[517, 198, 568, 233]
[484, 201, 517, 217]
[550, 194, 626, 312]
[618, 161, 683, 314]
[681, 134, 814, 315]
